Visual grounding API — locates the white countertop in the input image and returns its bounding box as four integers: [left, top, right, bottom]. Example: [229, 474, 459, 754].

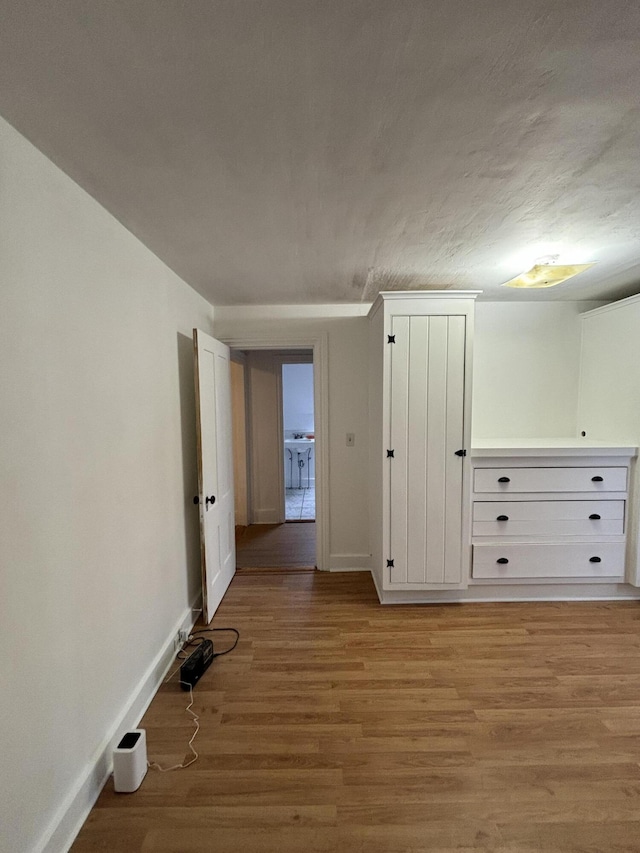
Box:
[471, 438, 637, 457]
[284, 438, 314, 444]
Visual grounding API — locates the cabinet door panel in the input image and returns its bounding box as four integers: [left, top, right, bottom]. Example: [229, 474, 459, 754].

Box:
[443, 316, 466, 582]
[389, 315, 466, 585]
[406, 316, 429, 583]
[389, 316, 410, 583]
[424, 316, 448, 583]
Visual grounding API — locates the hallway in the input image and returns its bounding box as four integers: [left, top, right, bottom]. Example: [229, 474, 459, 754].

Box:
[235, 522, 316, 569]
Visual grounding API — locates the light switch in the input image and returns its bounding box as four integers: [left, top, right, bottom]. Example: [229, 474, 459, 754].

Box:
[346, 433, 355, 446]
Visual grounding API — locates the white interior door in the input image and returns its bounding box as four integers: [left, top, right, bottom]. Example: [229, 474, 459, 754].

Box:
[389, 315, 466, 585]
[194, 329, 235, 622]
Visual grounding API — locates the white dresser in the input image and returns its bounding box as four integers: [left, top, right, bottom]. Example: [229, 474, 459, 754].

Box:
[471, 440, 637, 584]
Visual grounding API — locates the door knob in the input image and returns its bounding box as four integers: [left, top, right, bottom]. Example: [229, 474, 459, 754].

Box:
[206, 495, 216, 506]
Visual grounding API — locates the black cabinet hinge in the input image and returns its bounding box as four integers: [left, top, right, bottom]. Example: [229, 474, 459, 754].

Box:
[387, 449, 394, 458]
[387, 559, 394, 568]
[387, 335, 395, 344]
[454, 448, 467, 457]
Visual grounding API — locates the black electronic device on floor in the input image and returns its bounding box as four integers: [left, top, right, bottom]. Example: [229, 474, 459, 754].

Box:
[179, 639, 214, 690]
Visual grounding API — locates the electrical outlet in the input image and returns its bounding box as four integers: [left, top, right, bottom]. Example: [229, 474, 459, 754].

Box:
[346, 433, 355, 446]
[174, 630, 189, 652]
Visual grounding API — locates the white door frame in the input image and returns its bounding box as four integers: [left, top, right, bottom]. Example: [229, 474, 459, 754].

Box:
[222, 332, 329, 572]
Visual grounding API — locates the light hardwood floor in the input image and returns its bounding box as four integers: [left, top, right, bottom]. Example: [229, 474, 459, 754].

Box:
[73, 572, 640, 852]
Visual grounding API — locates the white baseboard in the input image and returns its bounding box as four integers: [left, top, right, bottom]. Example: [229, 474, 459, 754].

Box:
[378, 583, 640, 605]
[37, 596, 201, 853]
[328, 553, 371, 572]
[370, 568, 384, 602]
[366, 566, 640, 605]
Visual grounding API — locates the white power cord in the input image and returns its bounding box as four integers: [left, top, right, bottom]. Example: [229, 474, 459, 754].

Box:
[146, 627, 239, 773]
[146, 657, 200, 772]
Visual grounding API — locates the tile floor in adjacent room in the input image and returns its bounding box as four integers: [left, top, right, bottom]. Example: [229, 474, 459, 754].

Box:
[285, 487, 315, 520]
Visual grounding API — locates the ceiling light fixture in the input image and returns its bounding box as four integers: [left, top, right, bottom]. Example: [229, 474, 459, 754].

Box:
[502, 255, 596, 289]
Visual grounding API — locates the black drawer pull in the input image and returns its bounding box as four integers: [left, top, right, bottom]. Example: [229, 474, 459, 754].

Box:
[497, 476, 511, 483]
[589, 556, 602, 563]
[591, 476, 603, 482]
[589, 513, 601, 520]
[496, 515, 509, 521]
[496, 557, 509, 564]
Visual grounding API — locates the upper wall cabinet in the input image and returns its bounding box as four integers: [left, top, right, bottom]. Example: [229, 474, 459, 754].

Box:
[369, 292, 479, 594]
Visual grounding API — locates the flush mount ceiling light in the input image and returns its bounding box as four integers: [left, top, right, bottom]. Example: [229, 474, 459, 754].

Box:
[502, 256, 596, 289]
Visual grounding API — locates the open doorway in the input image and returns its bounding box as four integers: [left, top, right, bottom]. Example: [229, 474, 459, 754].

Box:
[283, 361, 315, 522]
[230, 347, 318, 570]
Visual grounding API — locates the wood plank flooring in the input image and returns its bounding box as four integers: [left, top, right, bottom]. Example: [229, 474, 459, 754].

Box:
[235, 522, 316, 568]
[72, 572, 640, 852]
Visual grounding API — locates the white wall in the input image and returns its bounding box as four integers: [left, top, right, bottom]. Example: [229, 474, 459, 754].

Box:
[245, 351, 284, 523]
[0, 117, 214, 853]
[473, 302, 602, 439]
[215, 309, 371, 570]
[230, 359, 249, 526]
[283, 363, 314, 434]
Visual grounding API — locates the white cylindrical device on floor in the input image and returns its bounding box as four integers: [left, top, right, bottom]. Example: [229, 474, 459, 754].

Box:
[113, 729, 147, 792]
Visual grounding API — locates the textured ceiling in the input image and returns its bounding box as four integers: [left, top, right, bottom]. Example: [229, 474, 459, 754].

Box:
[1, 1, 640, 304]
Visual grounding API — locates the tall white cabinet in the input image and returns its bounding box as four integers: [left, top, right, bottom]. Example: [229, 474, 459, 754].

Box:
[578, 296, 640, 586]
[369, 292, 479, 597]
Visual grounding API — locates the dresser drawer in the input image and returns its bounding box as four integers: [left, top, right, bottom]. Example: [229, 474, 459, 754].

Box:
[472, 500, 625, 537]
[472, 542, 625, 579]
[473, 467, 628, 494]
